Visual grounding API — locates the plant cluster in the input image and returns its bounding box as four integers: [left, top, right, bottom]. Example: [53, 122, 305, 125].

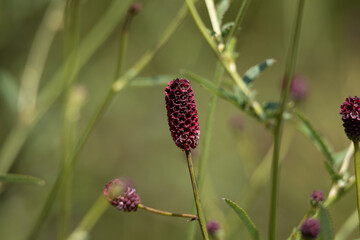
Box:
[1, 0, 360, 240]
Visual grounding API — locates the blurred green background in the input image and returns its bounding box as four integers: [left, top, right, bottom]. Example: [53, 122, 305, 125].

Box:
[1, 0, 360, 239]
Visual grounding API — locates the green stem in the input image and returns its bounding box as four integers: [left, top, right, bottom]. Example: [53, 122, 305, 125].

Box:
[204, 0, 221, 39]
[225, 0, 252, 45]
[354, 140, 360, 232]
[138, 204, 198, 220]
[269, 1, 305, 239]
[67, 195, 109, 240]
[59, 0, 80, 239]
[185, 150, 209, 240]
[184, 0, 263, 119]
[187, 63, 224, 240]
[0, 0, 132, 184]
[26, 3, 192, 239]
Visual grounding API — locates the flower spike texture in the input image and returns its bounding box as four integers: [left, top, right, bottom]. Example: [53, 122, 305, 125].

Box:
[340, 96, 360, 142]
[165, 78, 200, 151]
[103, 179, 141, 212]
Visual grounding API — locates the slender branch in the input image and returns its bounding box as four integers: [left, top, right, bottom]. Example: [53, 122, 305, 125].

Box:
[353, 140, 360, 232]
[187, 62, 225, 240]
[185, 150, 209, 240]
[225, 0, 252, 45]
[26, 3, 193, 239]
[184, 0, 264, 119]
[138, 204, 198, 220]
[269, 1, 305, 239]
[204, 0, 221, 39]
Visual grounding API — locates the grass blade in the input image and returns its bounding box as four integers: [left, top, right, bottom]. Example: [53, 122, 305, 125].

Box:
[0, 173, 45, 186]
[319, 207, 334, 240]
[295, 110, 339, 180]
[224, 198, 259, 240]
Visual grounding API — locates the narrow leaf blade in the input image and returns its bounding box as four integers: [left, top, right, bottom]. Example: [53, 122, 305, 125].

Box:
[319, 207, 334, 240]
[0, 173, 45, 186]
[295, 110, 339, 180]
[130, 75, 176, 87]
[216, 0, 231, 25]
[183, 72, 245, 108]
[224, 198, 259, 240]
[0, 70, 18, 114]
[242, 59, 276, 85]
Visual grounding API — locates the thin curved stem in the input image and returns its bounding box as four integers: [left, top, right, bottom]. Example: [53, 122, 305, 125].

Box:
[187, 62, 225, 240]
[185, 150, 209, 240]
[138, 204, 198, 220]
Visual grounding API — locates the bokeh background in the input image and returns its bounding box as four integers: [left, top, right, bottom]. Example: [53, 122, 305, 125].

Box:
[1, 0, 360, 239]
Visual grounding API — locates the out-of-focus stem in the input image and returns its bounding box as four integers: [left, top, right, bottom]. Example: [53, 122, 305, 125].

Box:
[0, 0, 132, 188]
[268, 1, 305, 239]
[0, 0, 64, 185]
[185, 150, 209, 240]
[26, 3, 193, 239]
[225, 0, 252, 45]
[187, 63, 224, 240]
[67, 195, 109, 240]
[59, 0, 80, 239]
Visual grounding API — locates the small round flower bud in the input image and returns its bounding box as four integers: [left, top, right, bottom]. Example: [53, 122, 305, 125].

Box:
[310, 189, 324, 207]
[340, 96, 360, 142]
[300, 218, 320, 239]
[103, 179, 141, 212]
[129, 2, 142, 15]
[165, 78, 200, 151]
[282, 75, 308, 102]
[207, 220, 221, 236]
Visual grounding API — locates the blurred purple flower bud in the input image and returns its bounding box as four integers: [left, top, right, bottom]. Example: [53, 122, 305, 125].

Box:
[300, 218, 320, 239]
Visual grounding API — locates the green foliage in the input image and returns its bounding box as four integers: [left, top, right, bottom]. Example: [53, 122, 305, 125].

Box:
[319, 207, 334, 240]
[242, 59, 276, 86]
[224, 198, 260, 240]
[0, 173, 45, 186]
[185, 71, 246, 108]
[0, 70, 18, 115]
[216, 0, 231, 26]
[295, 110, 340, 181]
[131, 75, 176, 87]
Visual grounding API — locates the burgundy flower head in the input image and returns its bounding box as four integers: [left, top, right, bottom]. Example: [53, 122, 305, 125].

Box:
[103, 179, 141, 212]
[340, 96, 360, 141]
[310, 189, 324, 207]
[281, 74, 308, 102]
[206, 220, 221, 236]
[300, 218, 320, 239]
[165, 78, 200, 151]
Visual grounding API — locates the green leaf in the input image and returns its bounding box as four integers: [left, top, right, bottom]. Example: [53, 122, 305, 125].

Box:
[242, 59, 276, 86]
[319, 207, 334, 240]
[262, 101, 280, 118]
[333, 147, 350, 169]
[221, 22, 234, 39]
[216, 0, 231, 25]
[224, 198, 260, 240]
[130, 75, 176, 87]
[0, 173, 45, 186]
[295, 110, 339, 181]
[0, 70, 18, 114]
[183, 72, 246, 108]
